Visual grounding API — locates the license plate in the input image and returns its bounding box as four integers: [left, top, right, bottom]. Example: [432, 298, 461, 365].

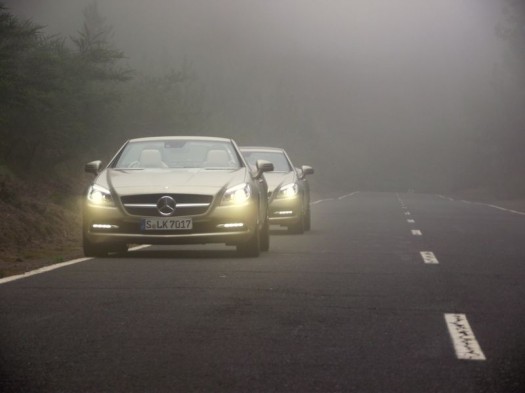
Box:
[141, 218, 193, 230]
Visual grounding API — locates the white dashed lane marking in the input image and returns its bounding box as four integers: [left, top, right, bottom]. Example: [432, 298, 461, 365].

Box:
[403, 197, 489, 362]
[420, 251, 439, 264]
[444, 314, 486, 361]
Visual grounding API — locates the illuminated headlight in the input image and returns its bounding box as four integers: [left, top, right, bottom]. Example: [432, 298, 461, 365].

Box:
[87, 184, 114, 205]
[276, 183, 298, 199]
[222, 183, 251, 205]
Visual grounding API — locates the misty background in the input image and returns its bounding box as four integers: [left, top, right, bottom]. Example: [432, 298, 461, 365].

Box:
[2, 0, 525, 197]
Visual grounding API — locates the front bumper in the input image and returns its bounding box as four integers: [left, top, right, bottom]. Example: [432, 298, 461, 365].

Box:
[83, 202, 259, 246]
[268, 197, 302, 226]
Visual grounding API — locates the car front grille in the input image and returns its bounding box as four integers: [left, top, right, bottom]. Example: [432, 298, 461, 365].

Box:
[120, 194, 213, 217]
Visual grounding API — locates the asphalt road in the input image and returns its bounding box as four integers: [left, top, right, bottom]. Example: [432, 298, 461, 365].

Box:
[1, 191, 525, 393]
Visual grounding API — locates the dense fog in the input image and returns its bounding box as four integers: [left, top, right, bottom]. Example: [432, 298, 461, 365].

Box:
[3, 0, 524, 196]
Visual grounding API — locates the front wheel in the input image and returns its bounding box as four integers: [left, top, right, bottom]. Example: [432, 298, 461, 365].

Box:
[260, 219, 270, 252]
[83, 237, 110, 257]
[304, 207, 311, 231]
[83, 236, 128, 257]
[237, 226, 260, 257]
[287, 214, 304, 235]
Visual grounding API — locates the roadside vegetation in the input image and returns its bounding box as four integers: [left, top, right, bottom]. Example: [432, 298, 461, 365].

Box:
[0, 2, 207, 275]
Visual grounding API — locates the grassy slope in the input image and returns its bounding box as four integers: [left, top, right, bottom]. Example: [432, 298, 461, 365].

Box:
[0, 172, 84, 278]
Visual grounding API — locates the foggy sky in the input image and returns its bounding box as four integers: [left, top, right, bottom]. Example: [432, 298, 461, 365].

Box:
[3, 0, 512, 191]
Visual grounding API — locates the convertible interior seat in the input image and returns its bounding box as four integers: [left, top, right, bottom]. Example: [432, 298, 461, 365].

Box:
[139, 149, 167, 168]
[204, 149, 231, 167]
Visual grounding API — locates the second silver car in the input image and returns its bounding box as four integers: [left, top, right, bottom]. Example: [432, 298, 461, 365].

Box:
[240, 146, 314, 234]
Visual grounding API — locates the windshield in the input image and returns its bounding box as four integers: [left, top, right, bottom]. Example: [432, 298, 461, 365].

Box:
[242, 150, 292, 172]
[113, 139, 242, 169]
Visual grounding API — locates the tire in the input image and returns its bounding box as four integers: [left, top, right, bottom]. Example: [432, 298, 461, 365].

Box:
[111, 243, 128, 255]
[304, 207, 311, 231]
[83, 236, 127, 257]
[260, 219, 270, 252]
[287, 215, 304, 234]
[83, 237, 110, 257]
[237, 226, 260, 257]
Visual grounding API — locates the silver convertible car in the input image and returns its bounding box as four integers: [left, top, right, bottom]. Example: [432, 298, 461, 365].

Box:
[83, 136, 273, 257]
[240, 146, 314, 234]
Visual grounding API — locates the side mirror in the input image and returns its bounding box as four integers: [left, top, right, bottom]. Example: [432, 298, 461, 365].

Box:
[85, 160, 102, 176]
[255, 159, 274, 178]
[302, 165, 314, 175]
[299, 165, 314, 178]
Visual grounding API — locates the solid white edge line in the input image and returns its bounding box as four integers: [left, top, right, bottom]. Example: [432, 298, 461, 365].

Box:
[311, 198, 335, 205]
[0, 244, 152, 285]
[312, 192, 360, 205]
[484, 204, 525, 216]
[444, 313, 486, 361]
[438, 195, 525, 216]
[129, 244, 151, 251]
[438, 195, 454, 202]
[338, 191, 359, 200]
[0, 257, 92, 285]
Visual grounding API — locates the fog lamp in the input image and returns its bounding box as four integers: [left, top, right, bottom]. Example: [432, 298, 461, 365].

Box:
[275, 210, 293, 216]
[218, 223, 245, 229]
[92, 224, 118, 230]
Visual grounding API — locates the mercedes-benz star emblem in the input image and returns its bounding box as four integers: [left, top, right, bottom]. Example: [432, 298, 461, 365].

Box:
[157, 196, 176, 216]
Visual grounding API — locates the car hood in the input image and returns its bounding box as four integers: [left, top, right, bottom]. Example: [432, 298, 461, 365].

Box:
[264, 172, 296, 193]
[98, 168, 248, 196]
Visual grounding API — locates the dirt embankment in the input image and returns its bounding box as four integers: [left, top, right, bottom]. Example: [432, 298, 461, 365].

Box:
[0, 174, 85, 278]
